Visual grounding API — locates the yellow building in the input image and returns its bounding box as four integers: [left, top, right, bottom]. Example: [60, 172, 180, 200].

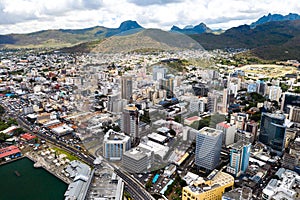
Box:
[182, 170, 234, 200]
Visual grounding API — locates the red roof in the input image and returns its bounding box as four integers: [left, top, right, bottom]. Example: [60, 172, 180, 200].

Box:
[218, 122, 231, 129]
[0, 145, 21, 159]
[21, 133, 36, 141]
[186, 116, 201, 121]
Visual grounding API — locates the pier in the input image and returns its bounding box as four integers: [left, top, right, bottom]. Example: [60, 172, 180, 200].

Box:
[25, 153, 70, 184]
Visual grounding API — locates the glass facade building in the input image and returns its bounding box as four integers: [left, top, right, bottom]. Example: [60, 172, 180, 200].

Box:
[258, 113, 286, 154]
[194, 127, 223, 171]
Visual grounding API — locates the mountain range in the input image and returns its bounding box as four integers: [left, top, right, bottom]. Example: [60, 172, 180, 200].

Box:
[170, 23, 212, 34]
[1, 13, 300, 60]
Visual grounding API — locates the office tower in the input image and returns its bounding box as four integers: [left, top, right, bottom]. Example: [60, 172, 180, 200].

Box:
[121, 104, 139, 145]
[245, 120, 258, 139]
[222, 89, 229, 113]
[192, 83, 209, 97]
[268, 86, 282, 102]
[227, 141, 251, 177]
[258, 113, 286, 155]
[159, 74, 174, 97]
[152, 66, 166, 81]
[216, 122, 236, 146]
[247, 83, 257, 93]
[122, 147, 153, 173]
[208, 93, 218, 113]
[230, 113, 248, 131]
[256, 80, 267, 96]
[189, 98, 205, 113]
[234, 130, 255, 144]
[121, 76, 133, 100]
[103, 129, 131, 161]
[289, 106, 300, 123]
[281, 92, 300, 113]
[194, 127, 222, 171]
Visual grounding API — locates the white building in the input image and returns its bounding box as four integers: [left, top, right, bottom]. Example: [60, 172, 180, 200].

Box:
[216, 121, 236, 146]
[189, 98, 205, 113]
[262, 168, 300, 200]
[103, 129, 131, 161]
[122, 147, 153, 173]
[268, 86, 282, 102]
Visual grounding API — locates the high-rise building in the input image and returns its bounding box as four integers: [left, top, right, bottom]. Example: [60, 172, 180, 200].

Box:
[122, 147, 153, 173]
[152, 66, 166, 81]
[268, 86, 282, 102]
[189, 98, 205, 113]
[230, 113, 248, 130]
[216, 122, 236, 146]
[247, 83, 257, 93]
[182, 170, 234, 200]
[245, 120, 258, 140]
[194, 127, 223, 171]
[281, 92, 300, 114]
[192, 83, 209, 97]
[258, 113, 286, 155]
[121, 76, 133, 100]
[208, 92, 218, 113]
[288, 106, 300, 123]
[256, 80, 267, 96]
[227, 141, 251, 177]
[159, 74, 174, 97]
[222, 89, 229, 113]
[103, 129, 131, 161]
[121, 104, 139, 145]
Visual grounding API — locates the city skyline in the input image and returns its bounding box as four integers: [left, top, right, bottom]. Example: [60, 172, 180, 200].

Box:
[1, 0, 300, 34]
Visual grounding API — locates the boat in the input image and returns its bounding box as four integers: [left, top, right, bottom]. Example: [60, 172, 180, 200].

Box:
[14, 170, 21, 176]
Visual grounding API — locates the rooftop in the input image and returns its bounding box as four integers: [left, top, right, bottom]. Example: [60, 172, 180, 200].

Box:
[217, 121, 231, 129]
[104, 129, 129, 142]
[262, 112, 285, 120]
[184, 170, 234, 195]
[0, 145, 21, 159]
[198, 127, 222, 137]
[231, 140, 251, 150]
[123, 147, 149, 160]
[64, 160, 93, 200]
[21, 133, 36, 141]
[147, 132, 167, 143]
[124, 104, 137, 111]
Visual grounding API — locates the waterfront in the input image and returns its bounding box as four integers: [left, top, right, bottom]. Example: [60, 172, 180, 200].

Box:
[0, 158, 67, 200]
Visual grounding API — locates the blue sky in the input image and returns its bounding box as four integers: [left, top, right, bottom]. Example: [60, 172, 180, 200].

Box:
[0, 0, 299, 34]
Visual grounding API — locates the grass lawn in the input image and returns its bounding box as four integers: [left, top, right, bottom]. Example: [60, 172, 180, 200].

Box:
[51, 147, 79, 161]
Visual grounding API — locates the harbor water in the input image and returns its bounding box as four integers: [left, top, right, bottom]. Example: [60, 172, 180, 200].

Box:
[0, 158, 67, 200]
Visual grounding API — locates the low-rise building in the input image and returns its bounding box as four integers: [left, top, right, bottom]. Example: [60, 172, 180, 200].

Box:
[182, 170, 234, 200]
[64, 160, 94, 200]
[262, 168, 300, 200]
[0, 145, 22, 161]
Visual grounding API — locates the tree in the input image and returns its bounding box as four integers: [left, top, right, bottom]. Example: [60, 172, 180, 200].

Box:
[174, 115, 182, 123]
[13, 128, 26, 136]
[0, 105, 5, 114]
[169, 129, 176, 137]
[280, 82, 289, 92]
[145, 181, 152, 190]
[0, 132, 10, 141]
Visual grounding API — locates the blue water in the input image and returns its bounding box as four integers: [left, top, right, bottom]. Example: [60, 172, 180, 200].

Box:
[0, 158, 67, 200]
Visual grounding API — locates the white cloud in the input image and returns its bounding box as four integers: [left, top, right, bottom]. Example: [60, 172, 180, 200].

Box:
[0, 0, 299, 34]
